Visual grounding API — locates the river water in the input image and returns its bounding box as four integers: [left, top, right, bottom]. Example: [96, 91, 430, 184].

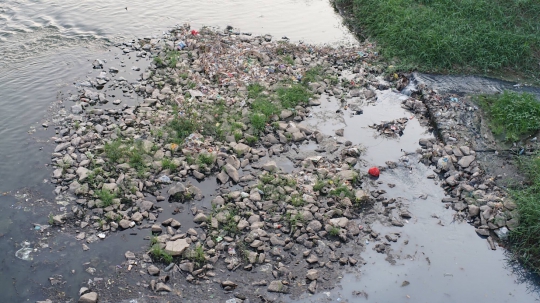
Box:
[1, 0, 539, 302]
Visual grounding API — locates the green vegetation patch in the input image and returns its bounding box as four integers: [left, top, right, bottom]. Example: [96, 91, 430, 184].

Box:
[95, 188, 116, 207]
[340, 0, 540, 81]
[509, 154, 540, 274]
[168, 115, 199, 143]
[277, 84, 312, 108]
[476, 91, 540, 141]
[150, 244, 173, 264]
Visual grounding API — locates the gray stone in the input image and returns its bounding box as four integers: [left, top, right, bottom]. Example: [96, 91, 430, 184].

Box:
[102, 183, 118, 192]
[179, 262, 194, 273]
[193, 213, 208, 223]
[226, 155, 241, 169]
[233, 143, 250, 156]
[140, 200, 154, 211]
[307, 220, 322, 232]
[125, 251, 136, 259]
[151, 225, 162, 233]
[336, 170, 357, 181]
[459, 146, 471, 155]
[262, 161, 278, 172]
[224, 163, 240, 183]
[306, 269, 319, 280]
[458, 155, 475, 168]
[291, 132, 306, 142]
[468, 205, 480, 217]
[335, 129, 344, 137]
[308, 280, 317, 293]
[78, 292, 98, 303]
[131, 212, 143, 222]
[55, 142, 71, 153]
[475, 228, 490, 236]
[168, 183, 186, 196]
[217, 171, 230, 183]
[280, 109, 293, 119]
[249, 191, 261, 201]
[72, 104, 83, 114]
[306, 254, 319, 264]
[155, 282, 171, 292]
[147, 265, 160, 275]
[165, 239, 190, 256]
[237, 219, 249, 230]
[329, 217, 349, 228]
[267, 280, 288, 293]
[193, 170, 205, 180]
[503, 200, 517, 210]
[119, 219, 131, 229]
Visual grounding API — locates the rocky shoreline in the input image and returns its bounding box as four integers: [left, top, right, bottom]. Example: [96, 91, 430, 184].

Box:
[42, 24, 524, 303]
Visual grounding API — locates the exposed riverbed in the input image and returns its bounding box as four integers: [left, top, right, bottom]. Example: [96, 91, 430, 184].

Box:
[1, 1, 540, 303]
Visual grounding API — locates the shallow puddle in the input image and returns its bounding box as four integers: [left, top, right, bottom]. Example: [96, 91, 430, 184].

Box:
[307, 90, 432, 167]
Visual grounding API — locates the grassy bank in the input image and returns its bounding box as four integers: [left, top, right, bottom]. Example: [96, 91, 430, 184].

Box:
[475, 91, 540, 272]
[510, 153, 540, 273]
[336, 0, 540, 83]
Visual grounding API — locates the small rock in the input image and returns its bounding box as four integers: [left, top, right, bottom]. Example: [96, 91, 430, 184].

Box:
[306, 269, 319, 280]
[155, 282, 171, 292]
[457, 155, 475, 168]
[267, 280, 287, 293]
[147, 265, 160, 275]
[193, 213, 208, 223]
[78, 292, 98, 303]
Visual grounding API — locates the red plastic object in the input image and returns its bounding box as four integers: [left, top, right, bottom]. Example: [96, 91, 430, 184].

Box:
[368, 167, 380, 177]
[191, 30, 199, 36]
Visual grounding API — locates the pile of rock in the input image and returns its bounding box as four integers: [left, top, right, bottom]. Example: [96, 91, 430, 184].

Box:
[46, 24, 402, 299]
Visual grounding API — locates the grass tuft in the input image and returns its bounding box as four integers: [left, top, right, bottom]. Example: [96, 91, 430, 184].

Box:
[150, 244, 173, 264]
[95, 188, 116, 207]
[476, 91, 540, 141]
[509, 153, 540, 274]
[168, 116, 199, 143]
[277, 85, 312, 108]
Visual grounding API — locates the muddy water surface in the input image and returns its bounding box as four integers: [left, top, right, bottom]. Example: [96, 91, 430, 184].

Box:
[295, 90, 540, 302]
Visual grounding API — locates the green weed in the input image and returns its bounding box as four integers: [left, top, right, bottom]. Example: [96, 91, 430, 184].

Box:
[329, 226, 340, 237]
[197, 153, 215, 166]
[168, 116, 199, 143]
[161, 158, 178, 171]
[251, 98, 280, 117]
[283, 55, 294, 65]
[250, 113, 267, 135]
[247, 83, 265, 99]
[330, 185, 355, 199]
[150, 244, 173, 264]
[277, 85, 312, 108]
[302, 66, 323, 85]
[509, 153, 540, 274]
[476, 91, 540, 141]
[186, 244, 206, 266]
[104, 139, 124, 163]
[95, 188, 116, 207]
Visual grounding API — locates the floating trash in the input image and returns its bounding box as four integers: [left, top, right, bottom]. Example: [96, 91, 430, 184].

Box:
[370, 117, 408, 137]
[15, 241, 33, 261]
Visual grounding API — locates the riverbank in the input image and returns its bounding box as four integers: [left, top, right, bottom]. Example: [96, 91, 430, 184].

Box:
[332, 0, 540, 85]
[38, 24, 540, 303]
